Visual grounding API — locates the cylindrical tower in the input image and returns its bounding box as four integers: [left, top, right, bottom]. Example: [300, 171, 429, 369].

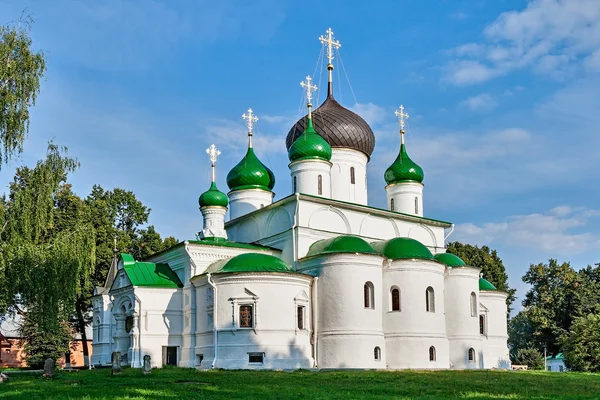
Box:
[384, 105, 424, 217]
[479, 277, 510, 369]
[226, 109, 275, 220]
[375, 237, 448, 369]
[288, 75, 332, 198]
[436, 253, 482, 369]
[198, 144, 229, 240]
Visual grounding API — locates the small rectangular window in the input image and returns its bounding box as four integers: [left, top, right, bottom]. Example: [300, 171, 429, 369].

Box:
[240, 305, 253, 328]
[479, 315, 485, 335]
[195, 354, 204, 365]
[547, 366, 552, 371]
[248, 352, 264, 363]
[318, 175, 323, 195]
[297, 306, 305, 330]
[559, 365, 564, 372]
[350, 167, 356, 184]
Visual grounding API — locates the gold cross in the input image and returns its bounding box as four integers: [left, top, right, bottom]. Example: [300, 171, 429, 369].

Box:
[242, 108, 259, 133]
[394, 105, 409, 132]
[319, 27, 341, 65]
[300, 75, 318, 104]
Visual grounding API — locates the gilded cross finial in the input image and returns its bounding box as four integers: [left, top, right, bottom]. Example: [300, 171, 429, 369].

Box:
[394, 105, 410, 144]
[242, 108, 258, 134]
[300, 75, 318, 105]
[206, 144, 221, 182]
[319, 27, 341, 66]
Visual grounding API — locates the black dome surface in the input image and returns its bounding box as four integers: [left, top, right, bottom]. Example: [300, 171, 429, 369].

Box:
[286, 91, 376, 158]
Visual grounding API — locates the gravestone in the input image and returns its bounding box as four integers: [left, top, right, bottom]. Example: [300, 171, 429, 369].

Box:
[0, 371, 8, 383]
[143, 355, 151, 374]
[43, 358, 55, 378]
[111, 352, 122, 375]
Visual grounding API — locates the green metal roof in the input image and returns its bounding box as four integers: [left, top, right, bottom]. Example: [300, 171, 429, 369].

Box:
[546, 353, 564, 360]
[306, 235, 378, 258]
[199, 181, 229, 208]
[288, 117, 332, 162]
[434, 253, 466, 267]
[371, 237, 434, 260]
[226, 147, 275, 192]
[121, 253, 183, 288]
[205, 253, 293, 274]
[479, 278, 497, 291]
[384, 143, 424, 185]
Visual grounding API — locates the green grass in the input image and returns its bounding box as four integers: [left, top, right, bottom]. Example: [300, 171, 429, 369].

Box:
[1, 368, 599, 399]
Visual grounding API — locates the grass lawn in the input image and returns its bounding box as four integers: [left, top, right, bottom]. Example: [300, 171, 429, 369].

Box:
[1, 367, 599, 400]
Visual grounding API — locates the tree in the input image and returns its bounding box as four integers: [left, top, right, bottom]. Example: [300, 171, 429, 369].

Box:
[0, 15, 46, 167]
[446, 242, 516, 311]
[562, 309, 600, 372]
[522, 259, 581, 356]
[508, 310, 537, 361]
[0, 143, 95, 366]
[513, 348, 544, 370]
[132, 225, 178, 260]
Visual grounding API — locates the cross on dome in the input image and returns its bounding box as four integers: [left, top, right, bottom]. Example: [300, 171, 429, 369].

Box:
[206, 144, 221, 166]
[395, 105, 409, 132]
[242, 108, 259, 134]
[319, 28, 341, 66]
[300, 75, 318, 105]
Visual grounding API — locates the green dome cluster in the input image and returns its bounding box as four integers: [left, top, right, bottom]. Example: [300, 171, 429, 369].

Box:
[288, 118, 332, 162]
[384, 144, 424, 185]
[371, 237, 433, 260]
[434, 253, 466, 267]
[306, 236, 377, 258]
[227, 147, 275, 192]
[207, 253, 292, 274]
[479, 278, 497, 291]
[199, 182, 229, 208]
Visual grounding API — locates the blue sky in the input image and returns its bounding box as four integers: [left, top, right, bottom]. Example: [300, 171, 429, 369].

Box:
[1, 0, 599, 305]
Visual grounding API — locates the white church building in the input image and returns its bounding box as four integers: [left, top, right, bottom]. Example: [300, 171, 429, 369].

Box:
[91, 28, 510, 370]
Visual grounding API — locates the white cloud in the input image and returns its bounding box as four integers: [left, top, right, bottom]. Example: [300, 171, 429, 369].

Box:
[350, 103, 388, 126]
[443, 0, 600, 84]
[460, 93, 497, 111]
[453, 207, 600, 256]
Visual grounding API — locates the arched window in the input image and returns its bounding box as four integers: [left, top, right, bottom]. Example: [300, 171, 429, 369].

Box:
[364, 282, 375, 309]
[426, 286, 435, 313]
[374, 346, 381, 361]
[390, 198, 395, 211]
[479, 315, 485, 335]
[96, 318, 101, 342]
[293, 176, 297, 193]
[415, 197, 419, 214]
[350, 167, 356, 184]
[429, 346, 436, 361]
[470, 292, 477, 317]
[318, 175, 323, 195]
[391, 287, 400, 311]
[468, 348, 476, 362]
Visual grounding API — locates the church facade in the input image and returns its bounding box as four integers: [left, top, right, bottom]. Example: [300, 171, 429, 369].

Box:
[91, 28, 510, 370]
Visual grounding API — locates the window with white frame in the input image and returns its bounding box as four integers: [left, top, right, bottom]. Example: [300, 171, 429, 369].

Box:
[364, 282, 375, 309]
[470, 292, 477, 317]
[426, 286, 435, 313]
[297, 305, 305, 330]
[468, 348, 476, 363]
[239, 305, 254, 328]
[374, 346, 381, 361]
[391, 287, 400, 312]
[429, 346, 436, 361]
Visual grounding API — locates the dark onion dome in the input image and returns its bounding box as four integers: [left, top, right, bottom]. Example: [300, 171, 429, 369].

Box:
[479, 277, 497, 291]
[371, 237, 434, 260]
[198, 182, 229, 208]
[286, 92, 376, 159]
[205, 253, 293, 274]
[434, 253, 466, 267]
[384, 143, 424, 185]
[226, 147, 275, 192]
[306, 235, 377, 258]
[288, 117, 332, 162]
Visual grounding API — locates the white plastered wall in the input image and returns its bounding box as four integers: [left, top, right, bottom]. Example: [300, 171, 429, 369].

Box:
[228, 189, 274, 220]
[290, 159, 332, 198]
[480, 291, 510, 369]
[330, 148, 368, 205]
[298, 253, 385, 369]
[383, 259, 448, 369]
[386, 182, 424, 217]
[444, 267, 483, 369]
[191, 273, 313, 369]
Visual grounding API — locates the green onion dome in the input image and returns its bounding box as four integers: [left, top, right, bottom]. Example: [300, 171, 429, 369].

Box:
[226, 147, 275, 192]
[479, 278, 497, 291]
[371, 237, 433, 260]
[384, 144, 424, 185]
[434, 253, 466, 267]
[306, 235, 377, 258]
[288, 118, 332, 162]
[206, 253, 292, 274]
[199, 182, 229, 208]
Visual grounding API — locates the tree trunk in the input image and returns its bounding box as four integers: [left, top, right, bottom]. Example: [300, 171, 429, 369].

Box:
[75, 298, 89, 367]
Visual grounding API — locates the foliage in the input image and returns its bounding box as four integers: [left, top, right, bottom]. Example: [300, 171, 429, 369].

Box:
[20, 310, 73, 368]
[0, 143, 95, 365]
[508, 311, 537, 361]
[562, 309, 600, 372]
[446, 242, 516, 310]
[2, 368, 600, 400]
[0, 15, 46, 167]
[513, 348, 544, 370]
